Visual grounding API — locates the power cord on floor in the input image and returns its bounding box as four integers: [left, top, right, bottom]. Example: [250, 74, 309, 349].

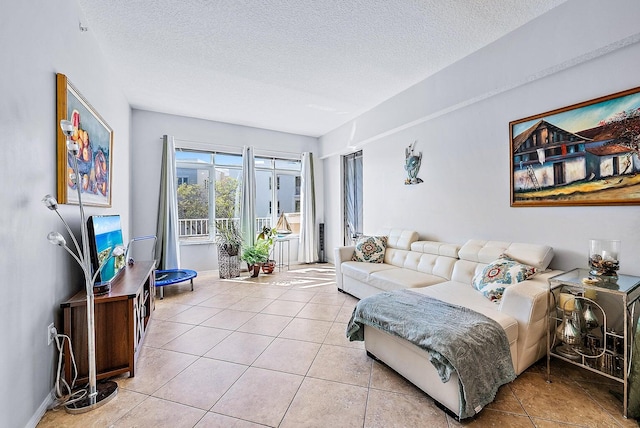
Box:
[48, 327, 88, 410]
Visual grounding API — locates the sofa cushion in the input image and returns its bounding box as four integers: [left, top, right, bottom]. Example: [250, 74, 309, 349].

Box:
[341, 260, 396, 284]
[458, 240, 553, 270]
[472, 254, 537, 303]
[352, 235, 388, 263]
[410, 241, 460, 258]
[384, 242, 459, 280]
[384, 248, 413, 268]
[375, 228, 419, 250]
[410, 282, 519, 345]
[369, 268, 446, 291]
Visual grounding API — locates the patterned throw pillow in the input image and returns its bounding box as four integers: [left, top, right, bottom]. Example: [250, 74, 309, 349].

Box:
[352, 236, 388, 263]
[472, 254, 537, 303]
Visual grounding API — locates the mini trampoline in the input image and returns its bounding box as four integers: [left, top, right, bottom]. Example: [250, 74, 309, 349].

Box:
[155, 269, 197, 299]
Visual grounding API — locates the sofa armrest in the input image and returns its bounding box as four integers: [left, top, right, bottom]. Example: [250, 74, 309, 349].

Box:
[499, 272, 550, 313]
[334, 246, 355, 291]
[499, 270, 562, 374]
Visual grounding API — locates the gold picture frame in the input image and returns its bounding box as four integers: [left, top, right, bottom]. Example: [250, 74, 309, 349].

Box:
[56, 73, 113, 207]
[510, 86, 640, 206]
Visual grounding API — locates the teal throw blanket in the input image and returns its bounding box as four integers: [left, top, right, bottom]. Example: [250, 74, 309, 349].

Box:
[346, 290, 516, 419]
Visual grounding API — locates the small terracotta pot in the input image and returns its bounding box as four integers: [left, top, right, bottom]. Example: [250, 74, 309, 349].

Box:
[262, 260, 276, 274]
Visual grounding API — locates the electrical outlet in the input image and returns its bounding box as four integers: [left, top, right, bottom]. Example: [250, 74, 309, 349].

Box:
[47, 323, 56, 346]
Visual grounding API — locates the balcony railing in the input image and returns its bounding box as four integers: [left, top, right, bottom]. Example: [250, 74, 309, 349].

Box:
[179, 217, 272, 238]
[179, 218, 210, 237]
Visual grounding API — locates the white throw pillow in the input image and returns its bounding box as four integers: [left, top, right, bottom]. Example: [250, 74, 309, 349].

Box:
[472, 254, 537, 303]
[352, 236, 388, 263]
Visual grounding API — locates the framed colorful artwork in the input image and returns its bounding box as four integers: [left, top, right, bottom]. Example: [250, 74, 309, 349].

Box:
[510, 86, 640, 207]
[56, 73, 113, 207]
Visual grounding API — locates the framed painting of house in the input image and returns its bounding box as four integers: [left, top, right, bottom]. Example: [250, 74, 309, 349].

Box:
[510, 86, 640, 207]
[56, 73, 113, 207]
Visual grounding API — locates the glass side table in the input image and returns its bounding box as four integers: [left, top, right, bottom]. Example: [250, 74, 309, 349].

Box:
[547, 268, 640, 417]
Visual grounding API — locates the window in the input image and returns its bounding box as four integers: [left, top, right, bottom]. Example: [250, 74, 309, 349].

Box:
[175, 151, 216, 240]
[255, 157, 302, 235]
[175, 149, 301, 241]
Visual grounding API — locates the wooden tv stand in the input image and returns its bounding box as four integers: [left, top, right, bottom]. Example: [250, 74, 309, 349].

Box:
[60, 261, 155, 384]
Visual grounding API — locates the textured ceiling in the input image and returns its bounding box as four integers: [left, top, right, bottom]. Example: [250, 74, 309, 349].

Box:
[76, 0, 567, 137]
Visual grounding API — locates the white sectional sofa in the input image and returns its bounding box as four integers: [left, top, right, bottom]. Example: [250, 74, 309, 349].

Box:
[336, 228, 562, 418]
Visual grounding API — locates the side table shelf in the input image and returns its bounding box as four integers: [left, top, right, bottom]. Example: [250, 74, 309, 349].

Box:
[60, 261, 156, 384]
[547, 268, 640, 417]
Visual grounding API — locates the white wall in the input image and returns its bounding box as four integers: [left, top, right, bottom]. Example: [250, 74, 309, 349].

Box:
[130, 109, 320, 271]
[0, 1, 132, 427]
[320, 0, 640, 275]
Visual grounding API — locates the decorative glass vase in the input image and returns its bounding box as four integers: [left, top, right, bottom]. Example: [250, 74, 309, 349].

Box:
[556, 310, 583, 346]
[583, 303, 599, 331]
[588, 239, 620, 277]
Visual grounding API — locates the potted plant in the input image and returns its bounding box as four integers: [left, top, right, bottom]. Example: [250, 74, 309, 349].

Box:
[215, 220, 243, 279]
[240, 239, 270, 277]
[257, 226, 278, 274]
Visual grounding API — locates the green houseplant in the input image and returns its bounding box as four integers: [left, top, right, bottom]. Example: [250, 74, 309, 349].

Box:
[215, 220, 243, 278]
[241, 239, 270, 277]
[257, 227, 277, 274]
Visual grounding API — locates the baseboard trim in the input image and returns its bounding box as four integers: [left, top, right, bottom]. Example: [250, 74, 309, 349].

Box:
[25, 388, 55, 428]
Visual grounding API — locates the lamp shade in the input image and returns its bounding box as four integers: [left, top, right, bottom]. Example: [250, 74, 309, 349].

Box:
[47, 231, 66, 247]
[42, 194, 58, 210]
[60, 119, 74, 136]
[66, 140, 79, 155]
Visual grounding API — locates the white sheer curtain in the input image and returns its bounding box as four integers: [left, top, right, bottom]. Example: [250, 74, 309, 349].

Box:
[240, 145, 256, 247]
[155, 135, 181, 269]
[298, 152, 318, 263]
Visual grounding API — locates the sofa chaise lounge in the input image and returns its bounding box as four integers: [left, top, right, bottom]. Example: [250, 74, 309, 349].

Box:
[335, 228, 561, 418]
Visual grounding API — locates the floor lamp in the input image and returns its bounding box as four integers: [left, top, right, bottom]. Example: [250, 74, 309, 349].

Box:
[43, 119, 118, 413]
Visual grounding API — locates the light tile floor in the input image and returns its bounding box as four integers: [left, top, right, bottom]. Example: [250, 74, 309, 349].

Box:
[38, 266, 639, 427]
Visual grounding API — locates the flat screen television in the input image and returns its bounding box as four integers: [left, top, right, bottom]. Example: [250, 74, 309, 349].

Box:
[87, 214, 126, 293]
